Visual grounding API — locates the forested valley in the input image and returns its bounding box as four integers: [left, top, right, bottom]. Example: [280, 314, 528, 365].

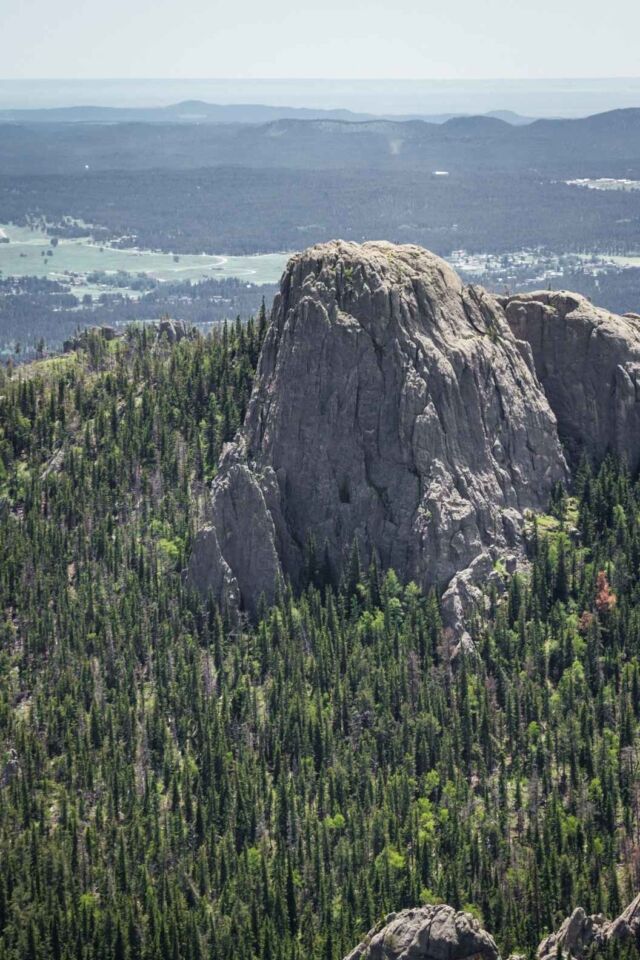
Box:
[0, 277, 276, 358]
[2, 321, 640, 960]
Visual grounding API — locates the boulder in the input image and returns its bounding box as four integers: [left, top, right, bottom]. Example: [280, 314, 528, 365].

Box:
[156, 318, 192, 343]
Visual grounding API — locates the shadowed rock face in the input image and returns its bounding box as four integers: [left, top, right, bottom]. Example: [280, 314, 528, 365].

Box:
[189, 240, 567, 614]
[502, 291, 640, 471]
[343, 907, 499, 960]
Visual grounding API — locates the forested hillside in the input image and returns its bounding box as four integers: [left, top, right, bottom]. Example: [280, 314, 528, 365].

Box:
[1, 325, 640, 960]
[4, 167, 640, 257]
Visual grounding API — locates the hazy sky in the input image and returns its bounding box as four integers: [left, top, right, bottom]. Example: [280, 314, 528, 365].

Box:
[1, 0, 639, 80]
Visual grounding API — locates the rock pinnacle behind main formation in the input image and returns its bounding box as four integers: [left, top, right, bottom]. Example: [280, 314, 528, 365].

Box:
[189, 240, 568, 614]
[502, 290, 640, 470]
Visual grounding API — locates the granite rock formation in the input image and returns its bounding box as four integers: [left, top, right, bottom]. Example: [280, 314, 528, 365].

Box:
[189, 240, 567, 614]
[63, 318, 195, 353]
[343, 906, 499, 960]
[536, 908, 606, 960]
[536, 894, 640, 960]
[502, 291, 640, 470]
[340, 896, 640, 960]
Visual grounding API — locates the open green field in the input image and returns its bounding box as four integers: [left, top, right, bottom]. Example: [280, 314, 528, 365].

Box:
[0, 223, 289, 292]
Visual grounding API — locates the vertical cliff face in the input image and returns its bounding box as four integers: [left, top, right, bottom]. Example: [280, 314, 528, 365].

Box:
[502, 291, 640, 470]
[189, 241, 568, 613]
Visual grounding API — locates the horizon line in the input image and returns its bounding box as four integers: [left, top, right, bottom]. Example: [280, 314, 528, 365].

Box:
[2, 75, 640, 83]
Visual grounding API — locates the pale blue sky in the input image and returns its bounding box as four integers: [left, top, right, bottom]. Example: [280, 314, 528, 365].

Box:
[1, 0, 639, 80]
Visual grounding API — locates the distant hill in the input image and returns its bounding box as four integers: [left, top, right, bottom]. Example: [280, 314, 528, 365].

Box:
[0, 100, 375, 124]
[0, 99, 537, 126]
[0, 107, 638, 176]
[486, 109, 536, 124]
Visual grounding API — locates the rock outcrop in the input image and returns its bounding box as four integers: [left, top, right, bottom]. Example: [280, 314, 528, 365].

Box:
[502, 291, 640, 470]
[607, 892, 640, 944]
[536, 907, 607, 960]
[536, 895, 640, 960]
[189, 240, 567, 614]
[340, 897, 640, 960]
[63, 318, 195, 353]
[156, 318, 194, 343]
[344, 906, 499, 960]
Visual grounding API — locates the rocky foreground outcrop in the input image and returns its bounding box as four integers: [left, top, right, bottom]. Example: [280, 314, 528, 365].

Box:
[189, 240, 568, 614]
[502, 291, 640, 470]
[343, 906, 499, 960]
[536, 895, 640, 960]
[341, 898, 640, 960]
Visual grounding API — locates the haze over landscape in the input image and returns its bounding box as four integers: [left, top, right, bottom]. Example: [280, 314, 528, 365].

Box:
[2, 0, 640, 80]
[3, 78, 640, 117]
[3, 2, 640, 960]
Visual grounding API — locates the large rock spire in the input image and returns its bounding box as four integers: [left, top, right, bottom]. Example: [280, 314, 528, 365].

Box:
[189, 240, 567, 612]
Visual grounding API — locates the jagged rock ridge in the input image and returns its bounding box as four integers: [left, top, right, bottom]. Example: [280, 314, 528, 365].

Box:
[502, 291, 640, 470]
[341, 897, 640, 960]
[537, 894, 640, 960]
[189, 240, 567, 613]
